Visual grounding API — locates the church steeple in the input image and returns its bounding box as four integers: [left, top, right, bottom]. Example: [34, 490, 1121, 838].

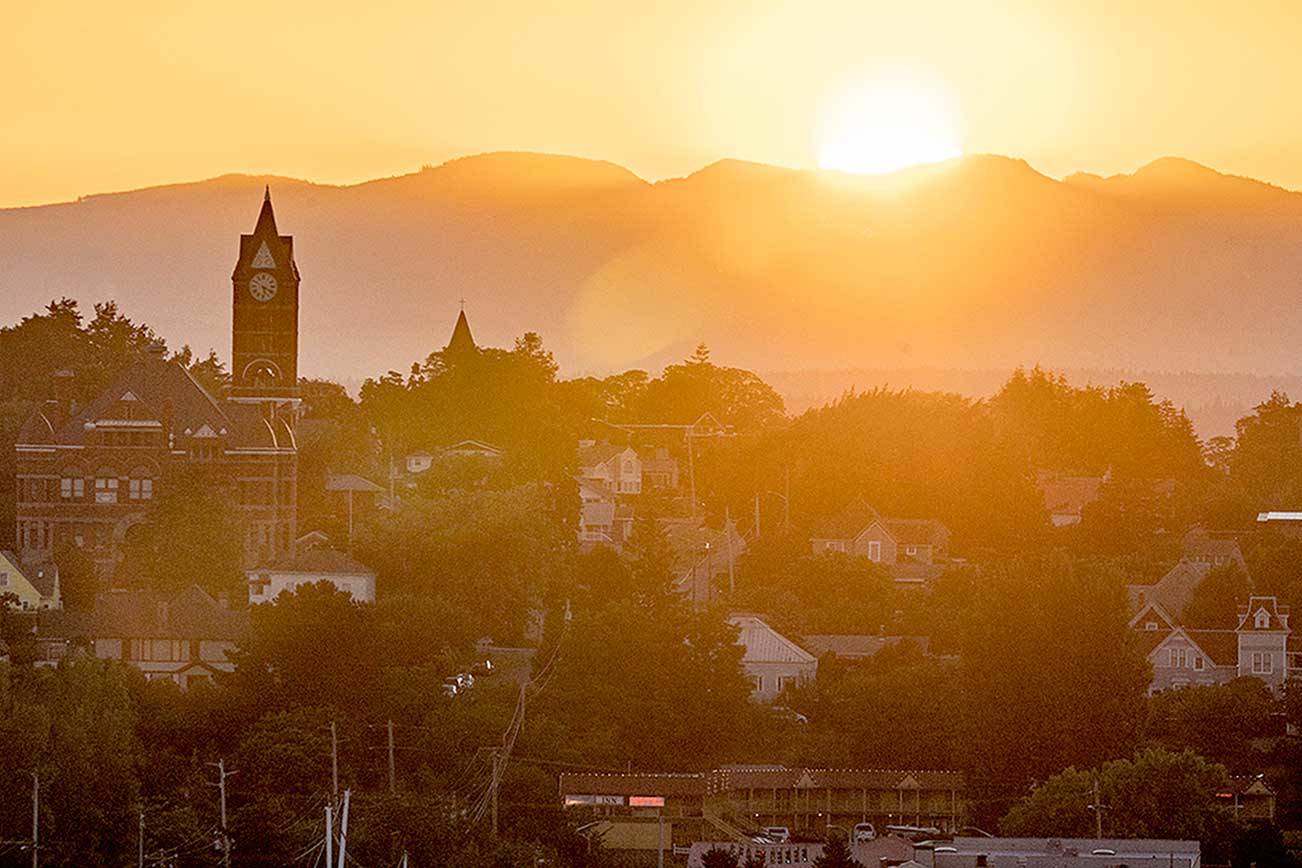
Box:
[446, 306, 477, 357]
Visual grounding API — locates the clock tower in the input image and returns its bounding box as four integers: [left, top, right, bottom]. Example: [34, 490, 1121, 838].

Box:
[231, 187, 300, 402]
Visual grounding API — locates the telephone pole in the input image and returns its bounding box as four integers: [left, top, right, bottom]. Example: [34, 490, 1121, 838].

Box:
[336, 789, 351, 868]
[30, 772, 38, 868]
[208, 759, 234, 868]
[1088, 775, 1108, 840]
[325, 805, 333, 868]
[330, 720, 340, 805]
[387, 719, 397, 796]
[138, 807, 145, 868]
[490, 749, 502, 839]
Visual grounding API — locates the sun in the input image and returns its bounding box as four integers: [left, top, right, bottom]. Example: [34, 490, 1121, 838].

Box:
[817, 72, 963, 175]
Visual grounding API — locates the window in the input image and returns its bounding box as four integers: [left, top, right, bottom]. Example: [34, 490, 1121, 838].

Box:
[1252, 652, 1273, 674]
[61, 476, 84, 499]
[1255, 610, 1270, 629]
[906, 545, 917, 555]
[129, 477, 153, 500]
[1169, 648, 1188, 668]
[1145, 621, 1158, 631]
[753, 675, 765, 693]
[867, 540, 882, 562]
[0, 572, 7, 588]
[95, 476, 119, 504]
[1194, 656, 1204, 671]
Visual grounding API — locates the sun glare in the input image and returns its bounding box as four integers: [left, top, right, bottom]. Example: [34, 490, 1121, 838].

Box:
[817, 72, 963, 175]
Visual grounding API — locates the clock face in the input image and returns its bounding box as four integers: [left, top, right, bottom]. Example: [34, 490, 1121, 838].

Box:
[248, 272, 278, 302]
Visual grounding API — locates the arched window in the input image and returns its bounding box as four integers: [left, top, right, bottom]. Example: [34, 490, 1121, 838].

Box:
[129, 472, 153, 501]
[60, 471, 85, 500]
[95, 469, 120, 504]
[242, 359, 281, 389]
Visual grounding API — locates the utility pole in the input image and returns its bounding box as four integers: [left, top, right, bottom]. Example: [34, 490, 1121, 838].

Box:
[325, 805, 333, 868]
[330, 720, 340, 805]
[686, 431, 697, 517]
[30, 772, 38, 868]
[754, 493, 761, 539]
[336, 789, 351, 868]
[784, 468, 791, 532]
[138, 807, 144, 868]
[1088, 775, 1107, 840]
[490, 749, 502, 839]
[208, 759, 234, 868]
[387, 719, 397, 796]
[724, 507, 735, 594]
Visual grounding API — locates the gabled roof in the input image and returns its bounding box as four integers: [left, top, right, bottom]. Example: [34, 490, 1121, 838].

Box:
[17, 354, 285, 450]
[265, 546, 375, 576]
[91, 586, 248, 641]
[445, 439, 503, 456]
[880, 518, 950, 547]
[577, 441, 632, 470]
[0, 552, 58, 599]
[729, 615, 816, 665]
[1129, 600, 1177, 631]
[1127, 559, 1211, 620]
[1182, 529, 1247, 566]
[802, 634, 931, 659]
[811, 498, 881, 540]
[325, 474, 386, 493]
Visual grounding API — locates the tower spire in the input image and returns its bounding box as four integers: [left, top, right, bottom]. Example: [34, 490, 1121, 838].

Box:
[446, 307, 477, 357]
[254, 185, 278, 235]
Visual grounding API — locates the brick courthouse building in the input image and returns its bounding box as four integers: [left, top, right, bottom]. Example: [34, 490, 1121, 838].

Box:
[14, 190, 301, 579]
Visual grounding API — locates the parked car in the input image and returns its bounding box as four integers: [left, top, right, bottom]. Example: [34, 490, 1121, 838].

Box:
[471, 659, 495, 676]
[853, 823, 877, 842]
[763, 827, 791, 843]
[441, 681, 459, 698]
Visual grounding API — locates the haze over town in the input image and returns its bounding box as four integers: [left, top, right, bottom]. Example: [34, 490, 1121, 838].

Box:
[3, 2, 1302, 867]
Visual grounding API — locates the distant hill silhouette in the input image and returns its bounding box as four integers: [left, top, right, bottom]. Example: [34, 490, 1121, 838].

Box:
[4, 151, 1302, 396]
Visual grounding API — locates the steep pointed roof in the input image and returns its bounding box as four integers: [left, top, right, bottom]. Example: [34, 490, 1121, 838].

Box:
[234, 186, 299, 280]
[254, 184, 278, 235]
[446, 309, 477, 354]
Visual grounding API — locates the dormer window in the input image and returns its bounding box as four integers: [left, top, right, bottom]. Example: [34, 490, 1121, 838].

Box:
[1145, 621, 1158, 631]
[1255, 609, 1270, 629]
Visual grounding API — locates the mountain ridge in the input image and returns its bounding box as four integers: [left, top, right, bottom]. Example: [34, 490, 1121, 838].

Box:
[3, 150, 1302, 386]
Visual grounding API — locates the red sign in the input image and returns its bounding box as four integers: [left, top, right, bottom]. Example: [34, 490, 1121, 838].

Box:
[629, 795, 666, 807]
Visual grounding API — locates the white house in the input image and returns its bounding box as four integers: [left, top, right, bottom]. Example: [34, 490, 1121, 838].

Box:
[578, 441, 642, 495]
[247, 544, 377, 604]
[729, 614, 817, 701]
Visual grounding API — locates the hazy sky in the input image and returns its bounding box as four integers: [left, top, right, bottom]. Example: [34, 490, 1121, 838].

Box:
[6, 0, 1301, 207]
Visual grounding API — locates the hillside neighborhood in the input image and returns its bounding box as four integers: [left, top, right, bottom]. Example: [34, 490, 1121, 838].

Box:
[0, 193, 1300, 867]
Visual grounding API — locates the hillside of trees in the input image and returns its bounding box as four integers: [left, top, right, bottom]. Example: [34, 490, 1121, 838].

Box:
[1, 300, 1301, 864]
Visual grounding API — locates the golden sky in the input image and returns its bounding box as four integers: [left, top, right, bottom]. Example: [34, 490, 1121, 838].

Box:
[5, 0, 1300, 208]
